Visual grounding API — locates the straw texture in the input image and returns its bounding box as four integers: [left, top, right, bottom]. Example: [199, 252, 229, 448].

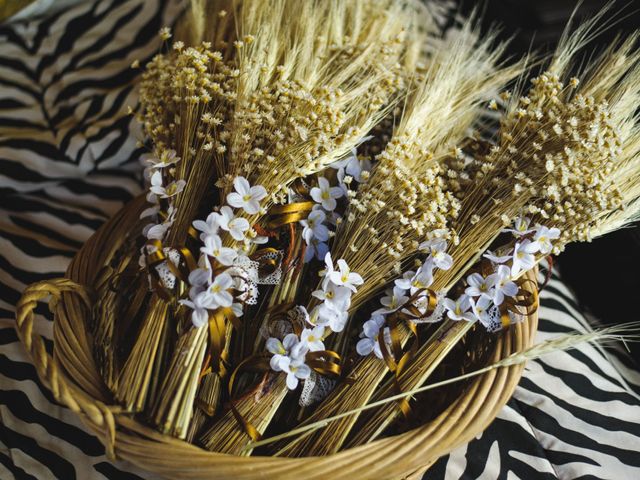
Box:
[15, 197, 538, 480]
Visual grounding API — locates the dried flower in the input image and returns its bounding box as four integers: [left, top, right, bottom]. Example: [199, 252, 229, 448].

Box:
[226, 176, 268, 215]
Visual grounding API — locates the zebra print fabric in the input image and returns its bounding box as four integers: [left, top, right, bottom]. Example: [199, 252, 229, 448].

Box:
[1, 1, 639, 479]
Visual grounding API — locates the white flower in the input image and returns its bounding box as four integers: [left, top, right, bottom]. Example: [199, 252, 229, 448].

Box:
[504, 216, 534, 237]
[310, 176, 344, 211]
[321, 252, 335, 288]
[140, 204, 160, 219]
[180, 289, 218, 328]
[142, 149, 180, 170]
[334, 147, 373, 185]
[144, 221, 171, 240]
[188, 268, 211, 289]
[470, 296, 493, 326]
[266, 334, 299, 370]
[511, 240, 539, 276]
[246, 228, 268, 245]
[489, 265, 518, 306]
[408, 261, 435, 293]
[408, 292, 436, 319]
[304, 238, 329, 263]
[298, 326, 325, 352]
[280, 356, 312, 390]
[310, 304, 349, 332]
[231, 302, 244, 317]
[533, 226, 560, 255]
[312, 283, 351, 312]
[145, 191, 158, 204]
[465, 272, 496, 299]
[419, 239, 453, 270]
[193, 211, 221, 239]
[443, 295, 475, 322]
[207, 273, 234, 307]
[217, 206, 250, 241]
[149, 171, 186, 198]
[393, 270, 415, 292]
[395, 263, 434, 296]
[201, 234, 237, 266]
[328, 259, 363, 292]
[213, 206, 234, 230]
[300, 209, 329, 243]
[376, 286, 409, 314]
[226, 176, 267, 215]
[483, 250, 511, 264]
[356, 314, 390, 359]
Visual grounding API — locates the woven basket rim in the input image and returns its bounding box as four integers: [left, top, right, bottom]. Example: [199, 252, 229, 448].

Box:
[15, 196, 538, 480]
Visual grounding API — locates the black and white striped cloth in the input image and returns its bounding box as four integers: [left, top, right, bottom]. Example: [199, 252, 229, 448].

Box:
[1, 1, 639, 479]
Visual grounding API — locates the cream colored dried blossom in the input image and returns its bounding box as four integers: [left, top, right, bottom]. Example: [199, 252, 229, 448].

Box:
[222, 0, 420, 203]
[479, 71, 624, 250]
[138, 43, 238, 241]
[139, 0, 437, 247]
[438, 30, 640, 294]
[331, 17, 523, 307]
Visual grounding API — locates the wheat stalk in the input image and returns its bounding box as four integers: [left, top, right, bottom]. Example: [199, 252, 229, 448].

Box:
[243, 323, 640, 452]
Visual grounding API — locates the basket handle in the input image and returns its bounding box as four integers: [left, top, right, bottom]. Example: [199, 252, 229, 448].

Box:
[15, 278, 118, 459]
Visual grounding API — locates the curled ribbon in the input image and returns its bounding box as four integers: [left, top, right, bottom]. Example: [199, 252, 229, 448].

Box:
[265, 201, 314, 229]
[374, 288, 438, 418]
[500, 277, 539, 328]
[306, 350, 342, 377]
[144, 239, 173, 300]
[207, 307, 237, 375]
[251, 247, 283, 278]
[378, 308, 425, 419]
[377, 323, 413, 419]
[225, 354, 273, 441]
[144, 239, 198, 298]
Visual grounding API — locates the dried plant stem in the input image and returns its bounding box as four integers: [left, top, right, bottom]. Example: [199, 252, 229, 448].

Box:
[349, 321, 477, 447]
[114, 297, 171, 411]
[344, 267, 538, 447]
[341, 261, 537, 448]
[276, 320, 470, 457]
[243, 323, 640, 452]
[94, 277, 118, 390]
[200, 374, 288, 455]
[151, 322, 209, 438]
[186, 372, 222, 442]
[200, 249, 304, 453]
[92, 235, 144, 390]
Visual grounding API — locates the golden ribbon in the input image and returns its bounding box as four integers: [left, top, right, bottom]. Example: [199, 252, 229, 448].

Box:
[144, 239, 174, 300]
[374, 287, 438, 418]
[207, 307, 236, 375]
[144, 239, 198, 298]
[306, 350, 342, 377]
[226, 355, 272, 441]
[377, 326, 413, 419]
[500, 278, 539, 328]
[265, 201, 314, 229]
[250, 247, 282, 278]
[187, 225, 199, 240]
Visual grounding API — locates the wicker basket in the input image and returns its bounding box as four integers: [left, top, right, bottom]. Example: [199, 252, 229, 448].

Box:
[15, 196, 538, 480]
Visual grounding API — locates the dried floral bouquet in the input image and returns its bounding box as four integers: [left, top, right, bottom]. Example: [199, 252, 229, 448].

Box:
[94, 0, 640, 461]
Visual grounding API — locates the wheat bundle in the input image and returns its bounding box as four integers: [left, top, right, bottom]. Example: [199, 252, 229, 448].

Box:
[14, 1, 640, 478]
